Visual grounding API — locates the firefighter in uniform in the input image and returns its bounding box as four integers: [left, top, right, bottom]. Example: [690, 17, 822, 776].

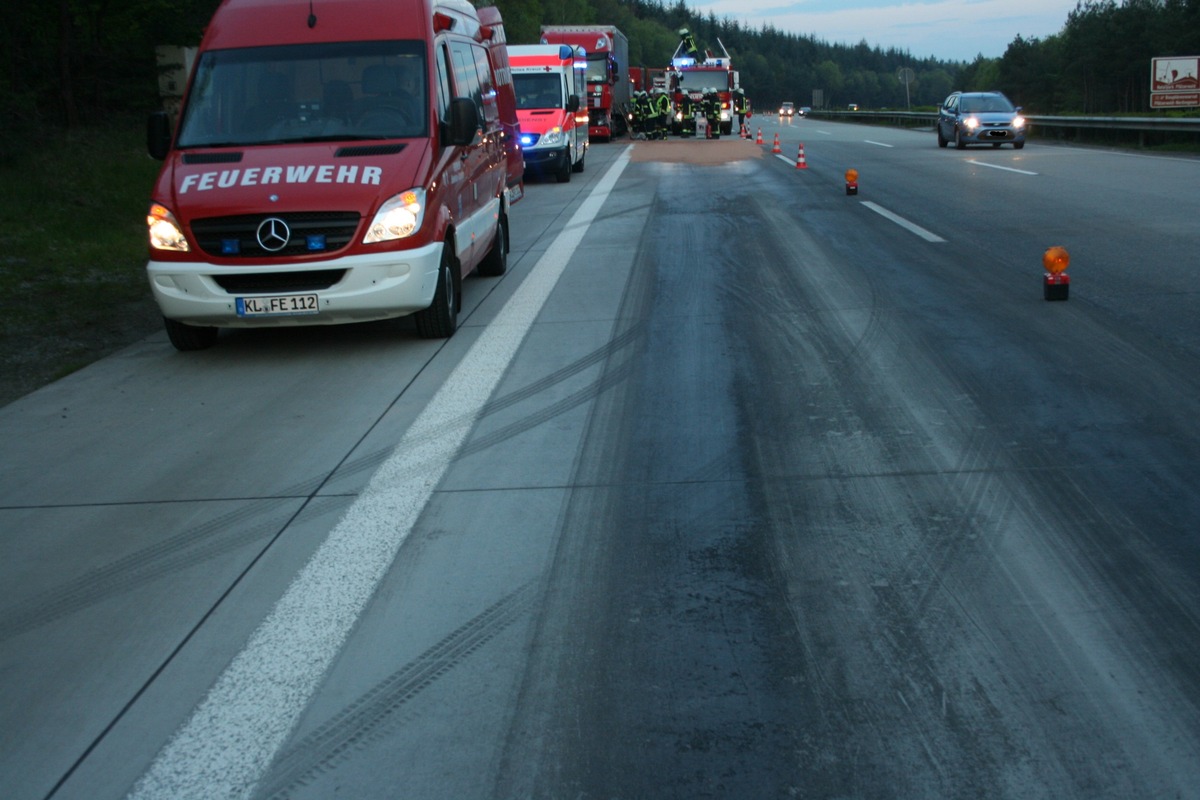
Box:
[704, 88, 721, 138]
[678, 28, 701, 62]
[639, 91, 655, 139]
[630, 90, 646, 139]
[734, 88, 748, 133]
[676, 92, 693, 137]
[653, 88, 672, 140]
[641, 90, 660, 139]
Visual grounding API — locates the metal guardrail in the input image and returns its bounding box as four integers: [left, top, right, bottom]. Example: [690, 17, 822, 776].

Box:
[812, 109, 1200, 137]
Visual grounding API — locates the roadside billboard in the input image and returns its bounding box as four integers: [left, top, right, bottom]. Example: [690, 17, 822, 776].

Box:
[1151, 56, 1199, 109]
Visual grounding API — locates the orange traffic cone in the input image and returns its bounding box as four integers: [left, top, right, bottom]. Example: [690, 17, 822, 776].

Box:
[771, 133, 781, 154]
[740, 124, 748, 139]
[795, 142, 808, 169]
[755, 127, 763, 145]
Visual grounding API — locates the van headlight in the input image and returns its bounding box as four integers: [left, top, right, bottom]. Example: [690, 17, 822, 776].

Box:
[539, 126, 565, 147]
[147, 203, 189, 252]
[364, 189, 425, 243]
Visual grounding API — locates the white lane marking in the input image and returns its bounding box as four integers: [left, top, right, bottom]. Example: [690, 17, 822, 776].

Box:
[127, 147, 635, 800]
[864, 140, 894, 148]
[774, 153, 798, 166]
[860, 201, 946, 243]
[967, 159, 1038, 175]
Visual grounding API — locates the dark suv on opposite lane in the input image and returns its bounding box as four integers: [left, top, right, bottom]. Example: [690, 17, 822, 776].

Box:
[937, 91, 1026, 149]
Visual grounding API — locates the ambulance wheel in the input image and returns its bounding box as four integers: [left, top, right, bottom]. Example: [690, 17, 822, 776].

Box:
[415, 244, 458, 338]
[163, 317, 218, 351]
[477, 211, 508, 277]
[572, 152, 585, 173]
[555, 156, 571, 183]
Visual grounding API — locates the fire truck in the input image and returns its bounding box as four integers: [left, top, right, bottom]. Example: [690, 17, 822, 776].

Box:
[539, 25, 629, 141]
[668, 32, 738, 136]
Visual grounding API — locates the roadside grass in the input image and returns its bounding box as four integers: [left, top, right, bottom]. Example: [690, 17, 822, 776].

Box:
[0, 118, 163, 407]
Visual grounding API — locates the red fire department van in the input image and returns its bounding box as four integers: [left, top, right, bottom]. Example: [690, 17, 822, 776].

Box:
[145, 0, 515, 349]
[476, 5, 525, 205]
[509, 44, 588, 183]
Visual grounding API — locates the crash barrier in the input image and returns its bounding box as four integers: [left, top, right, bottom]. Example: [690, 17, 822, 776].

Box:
[809, 109, 1200, 148]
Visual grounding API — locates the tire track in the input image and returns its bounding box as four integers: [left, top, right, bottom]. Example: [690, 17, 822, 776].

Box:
[0, 496, 346, 644]
[254, 582, 538, 799]
[0, 327, 646, 644]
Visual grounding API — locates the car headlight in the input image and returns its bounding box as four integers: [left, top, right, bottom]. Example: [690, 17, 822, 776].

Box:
[1012, 116, 1026, 129]
[963, 116, 980, 131]
[364, 189, 425, 243]
[539, 126, 564, 147]
[147, 203, 189, 252]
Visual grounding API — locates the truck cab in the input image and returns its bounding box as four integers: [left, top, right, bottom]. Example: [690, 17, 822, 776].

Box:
[538, 26, 629, 141]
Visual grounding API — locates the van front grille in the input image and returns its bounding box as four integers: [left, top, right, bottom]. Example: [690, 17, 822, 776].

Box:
[191, 212, 361, 258]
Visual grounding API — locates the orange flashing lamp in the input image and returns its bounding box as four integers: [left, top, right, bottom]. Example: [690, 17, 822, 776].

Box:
[1043, 246, 1070, 301]
[1043, 246, 1070, 274]
[845, 168, 858, 195]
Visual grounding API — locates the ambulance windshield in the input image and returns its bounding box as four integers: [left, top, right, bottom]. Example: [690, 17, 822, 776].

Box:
[176, 41, 428, 147]
[513, 74, 563, 110]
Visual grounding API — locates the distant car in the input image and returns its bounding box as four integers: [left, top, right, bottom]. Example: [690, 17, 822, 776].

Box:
[779, 102, 795, 117]
[937, 91, 1026, 149]
[799, 106, 811, 116]
[846, 103, 859, 111]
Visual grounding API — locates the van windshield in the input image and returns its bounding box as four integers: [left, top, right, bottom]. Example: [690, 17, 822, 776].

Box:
[513, 74, 563, 110]
[176, 40, 428, 147]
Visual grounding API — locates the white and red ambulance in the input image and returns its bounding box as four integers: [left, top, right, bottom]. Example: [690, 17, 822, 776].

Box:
[508, 44, 588, 183]
[145, 0, 516, 349]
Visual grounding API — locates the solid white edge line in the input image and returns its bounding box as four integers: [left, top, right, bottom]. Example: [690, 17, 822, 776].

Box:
[864, 140, 894, 148]
[967, 159, 1038, 175]
[860, 201, 946, 243]
[126, 146, 635, 800]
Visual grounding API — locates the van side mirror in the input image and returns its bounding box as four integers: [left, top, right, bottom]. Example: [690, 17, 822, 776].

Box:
[147, 111, 173, 160]
[444, 97, 479, 146]
[566, 94, 580, 113]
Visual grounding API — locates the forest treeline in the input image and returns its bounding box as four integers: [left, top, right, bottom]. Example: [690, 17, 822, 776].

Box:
[2, 0, 1197, 135]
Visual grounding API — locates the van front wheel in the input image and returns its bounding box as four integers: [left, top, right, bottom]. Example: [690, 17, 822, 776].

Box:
[164, 317, 218, 351]
[477, 212, 507, 277]
[414, 245, 458, 338]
